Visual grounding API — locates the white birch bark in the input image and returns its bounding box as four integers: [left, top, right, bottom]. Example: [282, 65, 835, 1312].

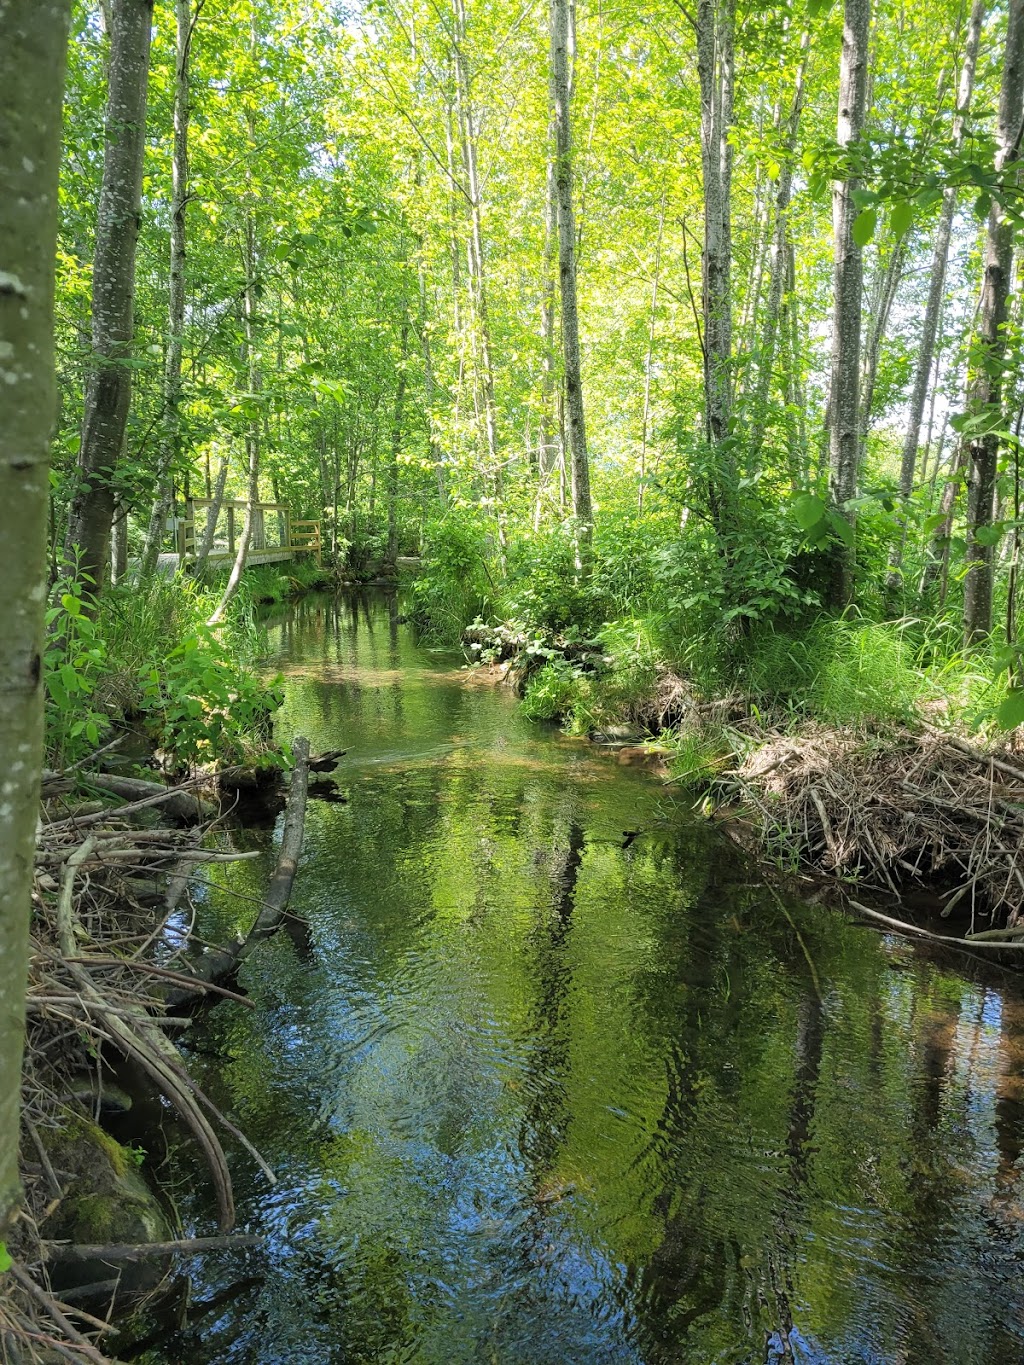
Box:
[551, 0, 593, 554]
[964, 0, 1024, 643]
[826, 0, 871, 608]
[141, 0, 198, 576]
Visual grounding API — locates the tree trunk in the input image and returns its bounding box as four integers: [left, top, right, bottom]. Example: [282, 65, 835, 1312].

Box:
[207, 225, 260, 626]
[697, 0, 735, 457]
[858, 235, 905, 437]
[963, 0, 1024, 645]
[551, 0, 593, 556]
[64, 0, 153, 593]
[141, 0, 197, 576]
[386, 317, 409, 568]
[0, 0, 72, 1236]
[826, 0, 870, 608]
[639, 193, 666, 512]
[535, 117, 560, 530]
[748, 28, 808, 471]
[886, 0, 984, 598]
[452, 1, 499, 488]
[193, 453, 228, 577]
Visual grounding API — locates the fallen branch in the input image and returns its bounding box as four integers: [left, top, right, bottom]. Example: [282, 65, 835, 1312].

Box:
[165, 737, 310, 1006]
[45, 1234, 262, 1264]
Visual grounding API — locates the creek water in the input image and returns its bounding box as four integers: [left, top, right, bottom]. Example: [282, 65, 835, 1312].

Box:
[132, 591, 1024, 1364]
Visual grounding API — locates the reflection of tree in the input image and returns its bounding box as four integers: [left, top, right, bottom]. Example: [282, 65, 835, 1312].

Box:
[518, 817, 585, 1175]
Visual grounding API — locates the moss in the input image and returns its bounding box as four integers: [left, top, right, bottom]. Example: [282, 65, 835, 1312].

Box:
[41, 1111, 173, 1290]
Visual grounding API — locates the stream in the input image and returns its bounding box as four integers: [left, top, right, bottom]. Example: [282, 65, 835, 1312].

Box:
[131, 590, 1024, 1364]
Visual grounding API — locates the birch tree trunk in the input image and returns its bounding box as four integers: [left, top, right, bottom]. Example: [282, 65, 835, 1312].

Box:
[141, 0, 197, 576]
[193, 453, 228, 577]
[0, 0, 71, 1236]
[534, 120, 560, 531]
[551, 0, 593, 555]
[858, 236, 905, 436]
[886, 0, 983, 597]
[386, 317, 409, 568]
[748, 28, 809, 470]
[963, 0, 1024, 644]
[207, 227, 260, 626]
[697, 0, 735, 459]
[826, 0, 870, 609]
[65, 0, 153, 593]
[639, 193, 666, 512]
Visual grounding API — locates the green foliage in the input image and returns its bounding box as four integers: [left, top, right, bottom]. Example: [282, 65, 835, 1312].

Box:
[44, 572, 282, 772]
[138, 624, 282, 768]
[44, 569, 110, 766]
[411, 512, 494, 643]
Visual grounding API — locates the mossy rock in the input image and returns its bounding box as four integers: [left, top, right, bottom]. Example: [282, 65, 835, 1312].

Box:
[41, 1115, 174, 1292]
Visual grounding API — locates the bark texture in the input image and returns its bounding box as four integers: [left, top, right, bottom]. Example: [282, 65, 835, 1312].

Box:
[141, 0, 196, 576]
[697, 0, 735, 452]
[963, 0, 1024, 644]
[826, 0, 870, 608]
[0, 0, 72, 1235]
[551, 0, 593, 551]
[65, 0, 153, 592]
[886, 0, 983, 597]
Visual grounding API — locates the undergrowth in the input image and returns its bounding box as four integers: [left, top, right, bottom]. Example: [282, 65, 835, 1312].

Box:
[46, 567, 282, 771]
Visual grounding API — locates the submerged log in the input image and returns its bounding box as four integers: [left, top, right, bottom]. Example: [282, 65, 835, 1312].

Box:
[165, 737, 310, 1007]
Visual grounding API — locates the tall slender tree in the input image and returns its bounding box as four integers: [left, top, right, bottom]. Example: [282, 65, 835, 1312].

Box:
[963, 0, 1024, 644]
[887, 0, 984, 600]
[826, 0, 871, 608]
[65, 0, 154, 593]
[551, 0, 593, 556]
[0, 0, 72, 1236]
[141, 0, 201, 576]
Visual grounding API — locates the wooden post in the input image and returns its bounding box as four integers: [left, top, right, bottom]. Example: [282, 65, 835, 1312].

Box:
[227, 504, 235, 556]
[285, 508, 292, 552]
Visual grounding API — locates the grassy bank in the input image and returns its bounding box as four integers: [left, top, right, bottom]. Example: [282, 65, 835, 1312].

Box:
[45, 559, 335, 775]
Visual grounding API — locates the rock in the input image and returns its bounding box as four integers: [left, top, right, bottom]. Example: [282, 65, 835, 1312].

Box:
[590, 725, 644, 745]
[41, 1116, 173, 1294]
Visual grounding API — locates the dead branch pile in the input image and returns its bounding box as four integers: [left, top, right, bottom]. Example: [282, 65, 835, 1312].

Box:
[716, 724, 1024, 934]
[3, 744, 310, 1363]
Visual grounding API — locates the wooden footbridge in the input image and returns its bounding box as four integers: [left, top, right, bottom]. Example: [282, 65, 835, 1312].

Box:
[170, 497, 322, 568]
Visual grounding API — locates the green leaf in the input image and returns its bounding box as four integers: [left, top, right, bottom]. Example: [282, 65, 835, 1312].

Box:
[975, 522, 1004, 546]
[890, 200, 914, 237]
[828, 511, 856, 547]
[792, 492, 827, 531]
[852, 207, 877, 246]
[0, 1241, 11, 1273]
[923, 512, 947, 535]
[997, 689, 1024, 730]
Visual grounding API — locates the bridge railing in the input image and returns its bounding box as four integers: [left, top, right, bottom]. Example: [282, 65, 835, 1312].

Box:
[178, 498, 321, 565]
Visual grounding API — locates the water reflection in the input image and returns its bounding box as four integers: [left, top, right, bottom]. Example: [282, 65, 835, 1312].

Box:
[133, 592, 1024, 1364]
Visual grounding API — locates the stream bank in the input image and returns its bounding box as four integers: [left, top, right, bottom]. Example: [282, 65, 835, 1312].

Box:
[465, 620, 1024, 950]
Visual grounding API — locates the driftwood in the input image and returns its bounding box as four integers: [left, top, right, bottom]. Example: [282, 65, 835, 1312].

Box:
[46, 1234, 262, 1264]
[164, 737, 310, 1006]
[80, 772, 211, 823]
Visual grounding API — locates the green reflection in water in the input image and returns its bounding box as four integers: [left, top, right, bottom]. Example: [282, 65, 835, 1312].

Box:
[133, 592, 1024, 1365]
